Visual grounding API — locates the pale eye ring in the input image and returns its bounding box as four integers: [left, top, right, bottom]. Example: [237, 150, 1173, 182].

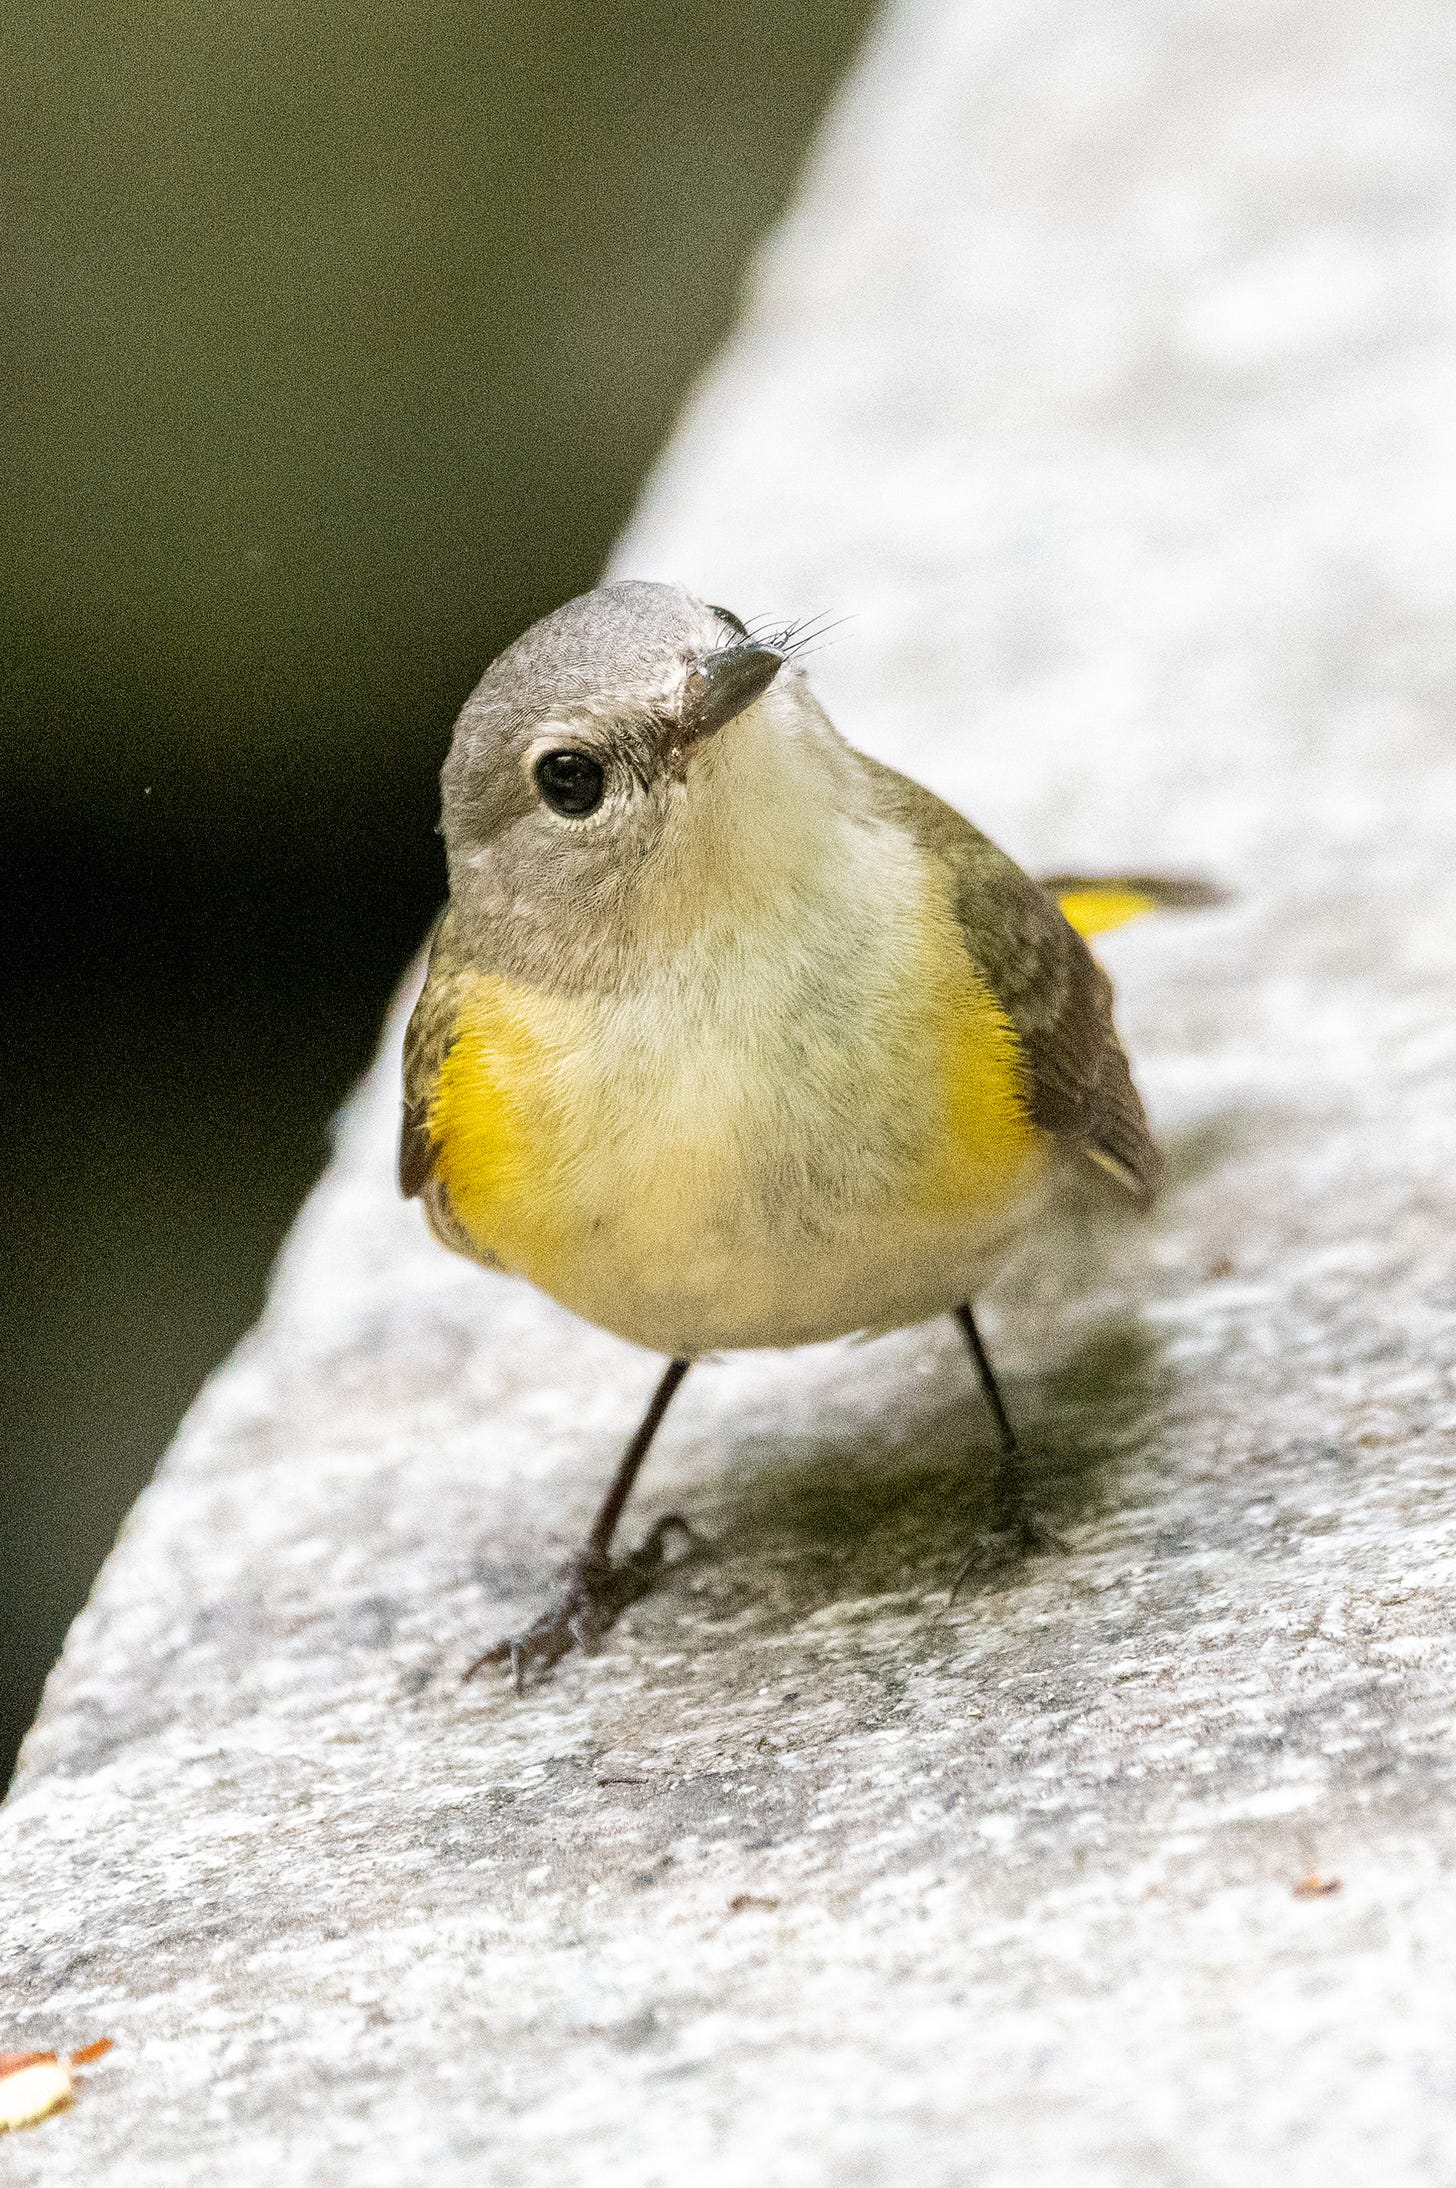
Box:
[534, 748, 605, 817]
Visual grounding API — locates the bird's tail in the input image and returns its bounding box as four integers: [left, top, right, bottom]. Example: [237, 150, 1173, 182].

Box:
[1044, 873, 1229, 940]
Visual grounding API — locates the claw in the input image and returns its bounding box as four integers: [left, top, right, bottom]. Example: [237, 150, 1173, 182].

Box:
[464, 1516, 704, 1691]
[949, 1506, 1067, 1602]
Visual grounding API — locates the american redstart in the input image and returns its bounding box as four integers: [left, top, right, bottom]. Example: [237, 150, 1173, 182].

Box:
[400, 581, 1221, 1685]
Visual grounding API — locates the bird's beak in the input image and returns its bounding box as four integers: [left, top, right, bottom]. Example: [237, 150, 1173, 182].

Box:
[680, 642, 784, 743]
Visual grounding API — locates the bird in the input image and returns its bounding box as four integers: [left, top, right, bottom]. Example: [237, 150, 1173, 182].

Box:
[399, 579, 1219, 1687]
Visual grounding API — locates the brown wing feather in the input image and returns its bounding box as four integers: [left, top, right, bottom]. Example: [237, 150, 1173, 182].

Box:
[399, 908, 467, 1200]
[859, 756, 1162, 1208]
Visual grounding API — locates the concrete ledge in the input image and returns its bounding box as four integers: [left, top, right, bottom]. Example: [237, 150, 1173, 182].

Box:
[5, 0, 1456, 2179]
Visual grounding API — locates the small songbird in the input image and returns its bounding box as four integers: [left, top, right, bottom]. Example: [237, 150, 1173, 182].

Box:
[400, 581, 1218, 1685]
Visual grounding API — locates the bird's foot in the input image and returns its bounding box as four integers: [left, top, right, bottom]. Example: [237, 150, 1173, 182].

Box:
[464, 1516, 701, 1692]
[949, 1497, 1067, 1600]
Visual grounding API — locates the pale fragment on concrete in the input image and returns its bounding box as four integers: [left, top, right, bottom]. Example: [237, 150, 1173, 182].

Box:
[0, 2062, 72, 2136]
[5, 0, 1456, 2182]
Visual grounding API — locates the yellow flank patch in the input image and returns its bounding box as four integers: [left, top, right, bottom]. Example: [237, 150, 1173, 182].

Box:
[911, 924, 1042, 1215]
[428, 976, 567, 1286]
[1055, 886, 1156, 938]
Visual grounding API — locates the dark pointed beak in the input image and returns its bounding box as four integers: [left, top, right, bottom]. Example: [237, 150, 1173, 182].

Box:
[681, 642, 784, 742]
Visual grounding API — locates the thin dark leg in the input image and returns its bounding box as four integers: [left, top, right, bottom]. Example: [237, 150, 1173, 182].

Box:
[465, 1357, 695, 1689]
[585, 1357, 690, 1560]
[956, 1303, 1022, 1478]
[951, 1304, 1064, 1594]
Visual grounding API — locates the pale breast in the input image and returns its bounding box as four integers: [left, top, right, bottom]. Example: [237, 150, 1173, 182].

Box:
[427, 842, 1050, 1353]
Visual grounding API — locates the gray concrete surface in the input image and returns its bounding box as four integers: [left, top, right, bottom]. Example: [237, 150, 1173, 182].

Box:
[5, 0, 1456, 2178]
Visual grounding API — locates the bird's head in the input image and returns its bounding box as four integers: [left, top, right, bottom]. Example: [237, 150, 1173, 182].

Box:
[440, 580, 836, 983]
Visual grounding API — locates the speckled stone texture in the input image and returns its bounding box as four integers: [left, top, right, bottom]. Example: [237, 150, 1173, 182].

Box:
[5, 0, 1456, 2178]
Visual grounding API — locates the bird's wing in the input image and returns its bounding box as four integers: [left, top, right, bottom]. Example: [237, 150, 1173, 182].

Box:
[399, 907, 468, 1199]
[859, 756, 1163, 1208]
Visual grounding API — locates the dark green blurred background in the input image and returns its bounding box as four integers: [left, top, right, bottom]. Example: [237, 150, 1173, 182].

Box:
[1, 0, 873, 1783]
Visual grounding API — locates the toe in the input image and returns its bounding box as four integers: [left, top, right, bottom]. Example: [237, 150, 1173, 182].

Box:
[464, 1528, 701, 1691]
[950, 1508, 1066, 1599]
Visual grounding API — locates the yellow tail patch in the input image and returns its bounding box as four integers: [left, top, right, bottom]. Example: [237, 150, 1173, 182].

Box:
[1049, 873, 1227, 939]
[1056, 885, 1160, 938]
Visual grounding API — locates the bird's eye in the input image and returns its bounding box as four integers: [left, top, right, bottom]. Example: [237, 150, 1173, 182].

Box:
[534, 749, 605, 817]
[708, 603, 749, 639]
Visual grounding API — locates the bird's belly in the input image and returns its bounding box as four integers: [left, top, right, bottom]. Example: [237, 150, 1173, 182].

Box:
[541, 1172, 1051, 1355]
[427, 961, 1049, 1355]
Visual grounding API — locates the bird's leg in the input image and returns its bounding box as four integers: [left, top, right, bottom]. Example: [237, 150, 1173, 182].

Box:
[950, 1304, 1065, 1594]
[465, 1357, 697, 1691]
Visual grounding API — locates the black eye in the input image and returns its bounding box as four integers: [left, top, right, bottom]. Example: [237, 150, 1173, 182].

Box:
[708, 602, 749, 639]
[534, 749, 605, 817]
